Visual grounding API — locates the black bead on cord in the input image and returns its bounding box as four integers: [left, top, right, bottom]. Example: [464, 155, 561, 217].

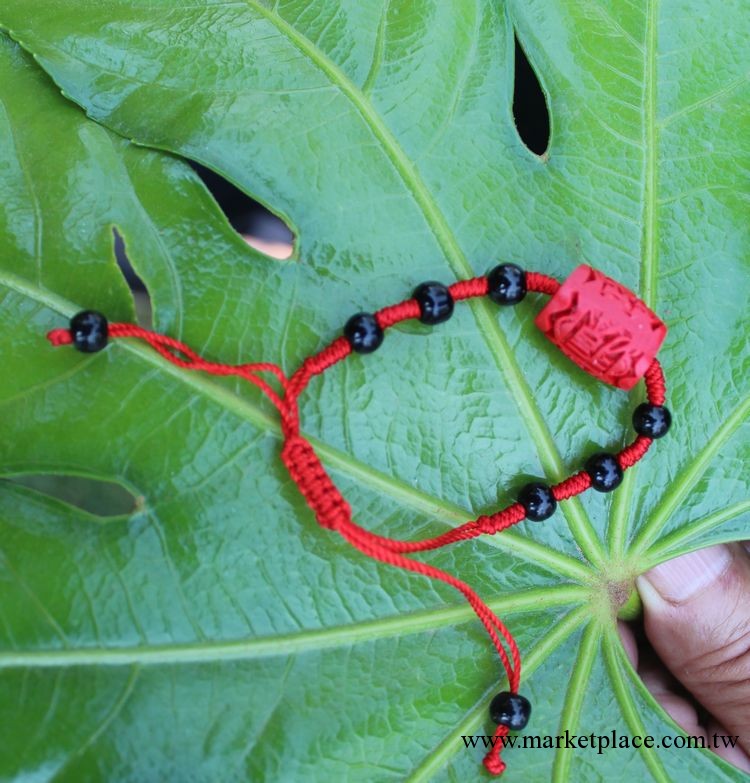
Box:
[490, 691, 532, 730]
[71, 310, 108, 353]
[413, 281, 455, 324]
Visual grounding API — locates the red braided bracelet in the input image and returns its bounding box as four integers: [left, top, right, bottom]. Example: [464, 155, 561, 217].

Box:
[47, 263, 671, 776]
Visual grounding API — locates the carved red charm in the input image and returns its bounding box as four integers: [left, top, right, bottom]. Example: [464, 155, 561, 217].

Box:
[534, 265, 667, 390]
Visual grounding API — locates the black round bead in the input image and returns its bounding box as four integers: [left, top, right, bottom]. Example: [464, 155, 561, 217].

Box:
[413, 281, 454, 325]
[633, 403, 672, 439]
[489, 691, 532, 731]
[585, 452, 623, 492]
[70, 310, 108, 353]
[518, 482, 556, 521]
[344, 312, 384, 354]
[487, 263, 527, 305]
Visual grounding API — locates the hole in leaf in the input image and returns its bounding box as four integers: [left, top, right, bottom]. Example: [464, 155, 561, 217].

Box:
[5, 474, 141, 518]
[512, 34, 550, 156]
[190, 163, 295, 259]
[113, 227, 153, 328]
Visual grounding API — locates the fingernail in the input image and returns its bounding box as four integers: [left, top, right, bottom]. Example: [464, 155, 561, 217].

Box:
[644, 544, 733, 602]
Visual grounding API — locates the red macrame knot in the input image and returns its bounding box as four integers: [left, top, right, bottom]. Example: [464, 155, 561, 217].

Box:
[643, 357, 667, 406]
[617, 435, 652, 469]
[280, 434, 352, 531]
[475, 503, 526, 535]
[552, 471, 592, 500]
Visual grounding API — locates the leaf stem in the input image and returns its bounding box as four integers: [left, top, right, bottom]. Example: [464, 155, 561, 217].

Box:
[608, 0, 660, 561]
[551, 619, 601, 783]
[639, 500, 750, 568]
[630, 393, 750, 555]
[0, 585, 589, 669]
[602, 627, 670, 783]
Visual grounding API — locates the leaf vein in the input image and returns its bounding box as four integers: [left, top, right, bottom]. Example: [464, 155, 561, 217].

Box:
[0, 585, 589, 669]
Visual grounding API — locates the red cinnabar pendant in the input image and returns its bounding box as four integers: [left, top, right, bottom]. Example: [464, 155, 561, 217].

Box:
[535, 265, 667, 390]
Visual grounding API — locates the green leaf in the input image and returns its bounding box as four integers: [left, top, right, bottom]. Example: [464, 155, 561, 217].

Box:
[0, 1, 748, 780]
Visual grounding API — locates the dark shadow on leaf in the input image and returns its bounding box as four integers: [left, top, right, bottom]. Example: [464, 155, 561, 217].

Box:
[5, 474, 140, 518]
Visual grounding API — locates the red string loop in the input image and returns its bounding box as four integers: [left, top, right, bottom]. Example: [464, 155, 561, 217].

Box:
[46, 270, 668, 778]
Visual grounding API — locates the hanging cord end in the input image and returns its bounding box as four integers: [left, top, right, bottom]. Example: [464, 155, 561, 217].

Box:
[47, 327, 73, 346]
[483, 724, 509, 775]
[483, 690, 532, 776]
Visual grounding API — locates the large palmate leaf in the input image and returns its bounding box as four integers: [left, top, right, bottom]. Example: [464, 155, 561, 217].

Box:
[0, 1, 748, 780]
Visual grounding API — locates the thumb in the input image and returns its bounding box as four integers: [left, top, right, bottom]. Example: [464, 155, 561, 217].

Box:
[636, 543, 750, 755]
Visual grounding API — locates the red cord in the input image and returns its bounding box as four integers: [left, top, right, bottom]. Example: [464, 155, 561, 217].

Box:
[47, 272, 665, 777]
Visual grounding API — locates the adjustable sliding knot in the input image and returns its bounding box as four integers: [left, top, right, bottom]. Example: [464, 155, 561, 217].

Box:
[47, 261, 672, 779]
[280, 434, 351, 532]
